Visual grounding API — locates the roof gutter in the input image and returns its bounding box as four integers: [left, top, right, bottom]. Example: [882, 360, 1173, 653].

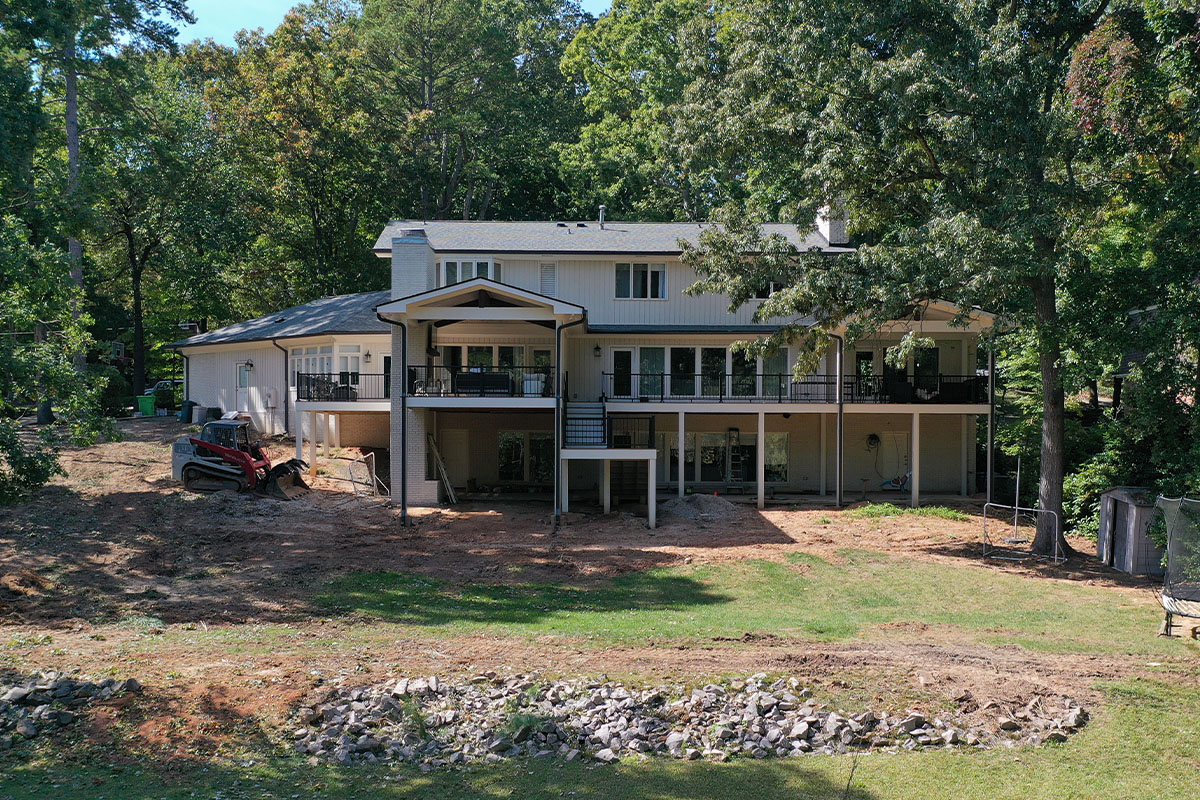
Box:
[375, 312, 409, 527]
[270, 339, 289, 436]
[554, 315, 587, 530]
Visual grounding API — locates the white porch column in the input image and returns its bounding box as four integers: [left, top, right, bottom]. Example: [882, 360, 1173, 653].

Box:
[677, 410, 686, 497]
[911, 412, 921, 508]
[960, 415, 970, 496]
[295, 411, 304, 460]
[602, 459, 611, 514]
[322, 412, 332, 456]
[334, 414, 342, 449]
[561, 459, 570, 514]
[648, 456, 657, 529]
[756, 411, 766, 509]
[307, 411, 317, 476]
[819, 413, 827, 497]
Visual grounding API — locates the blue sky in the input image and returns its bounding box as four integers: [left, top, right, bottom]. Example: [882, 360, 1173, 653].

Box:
[177, 0, 613, 45]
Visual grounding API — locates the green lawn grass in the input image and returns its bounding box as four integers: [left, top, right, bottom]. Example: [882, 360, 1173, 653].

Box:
[2, 679, 1198, 799]
[316, 549, 1187, 655]
[846, 503, 972, 521]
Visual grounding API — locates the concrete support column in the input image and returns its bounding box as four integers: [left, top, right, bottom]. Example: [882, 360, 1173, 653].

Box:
[322, 412, 332, 457]
[295, 411, 304, 460]
[911, 412, 921, 508]
[602, 459, 611, 514]
[960, 415, 970, 496]
[648, 456, 657, 529]
[561, 460, 570, 514]
[756, 411, 766, 509]
[677, 410, 686, 497]
[334, 414, 342, 449]
[307, 411, 317, 476]
[819, 413, 827, 497]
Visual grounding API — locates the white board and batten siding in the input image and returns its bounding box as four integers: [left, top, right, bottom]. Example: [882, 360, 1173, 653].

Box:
[482, 258, 788, 328]
[183, 343, 287, 435]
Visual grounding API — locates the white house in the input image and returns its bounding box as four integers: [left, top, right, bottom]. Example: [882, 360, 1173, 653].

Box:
[175, 217, 996, 527]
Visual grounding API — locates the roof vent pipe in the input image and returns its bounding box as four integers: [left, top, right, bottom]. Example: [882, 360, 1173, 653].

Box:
[599, 205, 606, 229]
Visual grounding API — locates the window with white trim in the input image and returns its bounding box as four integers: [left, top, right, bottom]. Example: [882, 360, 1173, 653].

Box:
[441, 258, 502, 286]
[338, 344, 361, 385]
[615, 263, 666, 299]
[290, 345, 333, 385]
[753, 281, 783, 299]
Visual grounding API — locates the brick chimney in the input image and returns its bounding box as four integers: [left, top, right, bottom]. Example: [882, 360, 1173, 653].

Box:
[816, 205, 848, 246]
[391, 227, 435, 299]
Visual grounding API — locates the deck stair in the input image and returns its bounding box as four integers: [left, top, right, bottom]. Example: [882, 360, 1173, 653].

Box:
[564, 402, 607, 448]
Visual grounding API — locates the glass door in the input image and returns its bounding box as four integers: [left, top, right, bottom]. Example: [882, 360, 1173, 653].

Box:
[763, 350, 788, 400]
[670, 347, 696, 397]
[639, 347, 665, 399]
[612, 348, 634, 398]
[701, 347, 726, 398]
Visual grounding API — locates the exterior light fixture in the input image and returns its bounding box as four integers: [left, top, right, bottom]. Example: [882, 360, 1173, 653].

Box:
[593, 345, 602, 358]
[363, 350, 372, 364]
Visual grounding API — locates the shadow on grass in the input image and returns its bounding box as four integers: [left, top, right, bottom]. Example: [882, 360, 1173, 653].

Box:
[0, 752, 879, 800]
[317, 569, 733, 627]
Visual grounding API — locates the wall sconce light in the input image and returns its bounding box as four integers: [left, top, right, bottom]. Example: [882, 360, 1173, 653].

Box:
[593, 345, 602, 358]
[244, 359, 254, 370]
[363, 350, 372, 364]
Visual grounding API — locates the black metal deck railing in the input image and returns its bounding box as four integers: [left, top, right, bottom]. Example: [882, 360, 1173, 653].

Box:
[408, 365, 556, 398]
[602, 372, 987, 404]
[296, 373, 389, 401]
[564, 415, 656, 449]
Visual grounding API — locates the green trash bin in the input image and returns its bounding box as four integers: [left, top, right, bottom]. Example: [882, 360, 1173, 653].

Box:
[136, 394, 156, 417]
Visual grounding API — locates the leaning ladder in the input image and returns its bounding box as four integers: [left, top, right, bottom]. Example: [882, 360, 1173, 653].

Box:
[427, 434, 458, 504]
[727, 427, 744, 490]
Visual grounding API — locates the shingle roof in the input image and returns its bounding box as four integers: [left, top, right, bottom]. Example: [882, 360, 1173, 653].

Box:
[170, 290, 392, 348]
[372, 220, 852, 255]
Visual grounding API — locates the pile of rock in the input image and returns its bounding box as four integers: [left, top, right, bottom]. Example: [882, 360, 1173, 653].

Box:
[0, 672, 142, 749]
[661, 493, 744, 521]
[291, 673, 1088, 767]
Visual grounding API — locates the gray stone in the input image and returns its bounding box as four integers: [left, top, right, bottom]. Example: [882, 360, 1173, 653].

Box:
[15, 719, 37, 739]
[594, 748, 617, 763]
[2, 687, 31, 704]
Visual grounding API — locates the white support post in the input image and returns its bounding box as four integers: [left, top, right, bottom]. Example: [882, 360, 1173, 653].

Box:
[307, 411, 317, 476]
[334, 414, 342, 449]
[756, 411, 766, 509]
[648, 456, 656, 529]
[911, 412, 921, 508]
[295, 411, 304, 460]
[561, 460, 570, 514]
[677, 410, 686, 497]
[322, 412, 331, 457]
[602, 459, 611, 514]
[960, 415, 969, 496]
[819, 413, 827, 497]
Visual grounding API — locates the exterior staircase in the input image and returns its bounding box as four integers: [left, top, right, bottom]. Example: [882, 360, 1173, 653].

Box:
[564, 402, 607, 448]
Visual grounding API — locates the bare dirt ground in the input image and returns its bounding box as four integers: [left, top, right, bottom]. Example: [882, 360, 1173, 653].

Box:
[0, 417, 1179, 761]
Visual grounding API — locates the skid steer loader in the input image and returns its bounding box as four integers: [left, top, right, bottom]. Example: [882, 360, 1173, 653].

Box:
[172, 419, 310, 500]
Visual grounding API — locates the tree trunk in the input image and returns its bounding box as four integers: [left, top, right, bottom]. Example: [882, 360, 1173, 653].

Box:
[63, 39, 86, 372]
[1032, 276, 1074, 557]
[34, 322, 53, 425]
[131, 266, 146, 396]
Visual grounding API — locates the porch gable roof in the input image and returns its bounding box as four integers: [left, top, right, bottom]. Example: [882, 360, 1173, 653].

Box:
[375, 278, 586, 320]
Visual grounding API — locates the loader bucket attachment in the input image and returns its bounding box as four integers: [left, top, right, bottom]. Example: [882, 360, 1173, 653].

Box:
[264, 460, 311, 500]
